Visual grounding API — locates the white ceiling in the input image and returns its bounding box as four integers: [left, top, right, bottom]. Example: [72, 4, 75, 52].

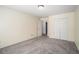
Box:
[4, 5, 77, 17]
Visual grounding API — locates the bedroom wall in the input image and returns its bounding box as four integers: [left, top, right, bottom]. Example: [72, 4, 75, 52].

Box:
[75, 6, 79, 50]
[0, 6, 41, 48]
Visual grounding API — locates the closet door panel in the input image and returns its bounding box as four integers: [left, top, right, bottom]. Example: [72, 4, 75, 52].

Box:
[54, 16, 69, 40]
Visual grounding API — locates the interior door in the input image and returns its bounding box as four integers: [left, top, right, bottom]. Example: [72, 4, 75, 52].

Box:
[54, 17, 68, 40]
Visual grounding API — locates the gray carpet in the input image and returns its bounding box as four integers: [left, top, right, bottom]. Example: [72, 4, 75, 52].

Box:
[0, 36, 78, 54]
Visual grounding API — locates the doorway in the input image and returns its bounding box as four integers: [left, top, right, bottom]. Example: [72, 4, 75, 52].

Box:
[42, 21, 48, 36]
[40, 18, 48, 36]
[46, 22, 48, 36]
[54, 17, 68, 40]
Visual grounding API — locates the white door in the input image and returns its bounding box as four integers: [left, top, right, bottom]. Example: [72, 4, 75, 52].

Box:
[54, 17, 68, 40]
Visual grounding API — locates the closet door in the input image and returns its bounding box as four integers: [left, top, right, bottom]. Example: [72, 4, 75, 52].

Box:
[54, 17, 68, 40]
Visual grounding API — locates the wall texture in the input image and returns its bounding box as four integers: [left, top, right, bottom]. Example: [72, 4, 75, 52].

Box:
[75, 6, 79, 50]
[0, 6, 41, 48]
[48, 12, 75, 41]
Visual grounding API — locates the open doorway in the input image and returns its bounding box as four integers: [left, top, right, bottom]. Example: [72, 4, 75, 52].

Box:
[46, 22, 48, 36]
[40, 18, 48, 36]
[42, 21, 48, 36]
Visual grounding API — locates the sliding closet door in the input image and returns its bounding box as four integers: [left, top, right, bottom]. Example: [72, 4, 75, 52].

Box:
[54, 17, 68, 40]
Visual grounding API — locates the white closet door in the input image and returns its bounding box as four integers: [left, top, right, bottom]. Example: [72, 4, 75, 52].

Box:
[54, 17, 68, 40]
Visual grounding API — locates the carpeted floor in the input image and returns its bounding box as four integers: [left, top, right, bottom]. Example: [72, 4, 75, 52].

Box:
[0, 36, 78, 54]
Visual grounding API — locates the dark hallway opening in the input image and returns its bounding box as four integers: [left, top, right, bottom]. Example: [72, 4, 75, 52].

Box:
[46, 22, 48, 36]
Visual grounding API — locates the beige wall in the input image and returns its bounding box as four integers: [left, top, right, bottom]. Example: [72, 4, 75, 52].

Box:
[48, 12, 75, 41]
[75, 6, 79, 50]
[0, 6, 41, 48]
